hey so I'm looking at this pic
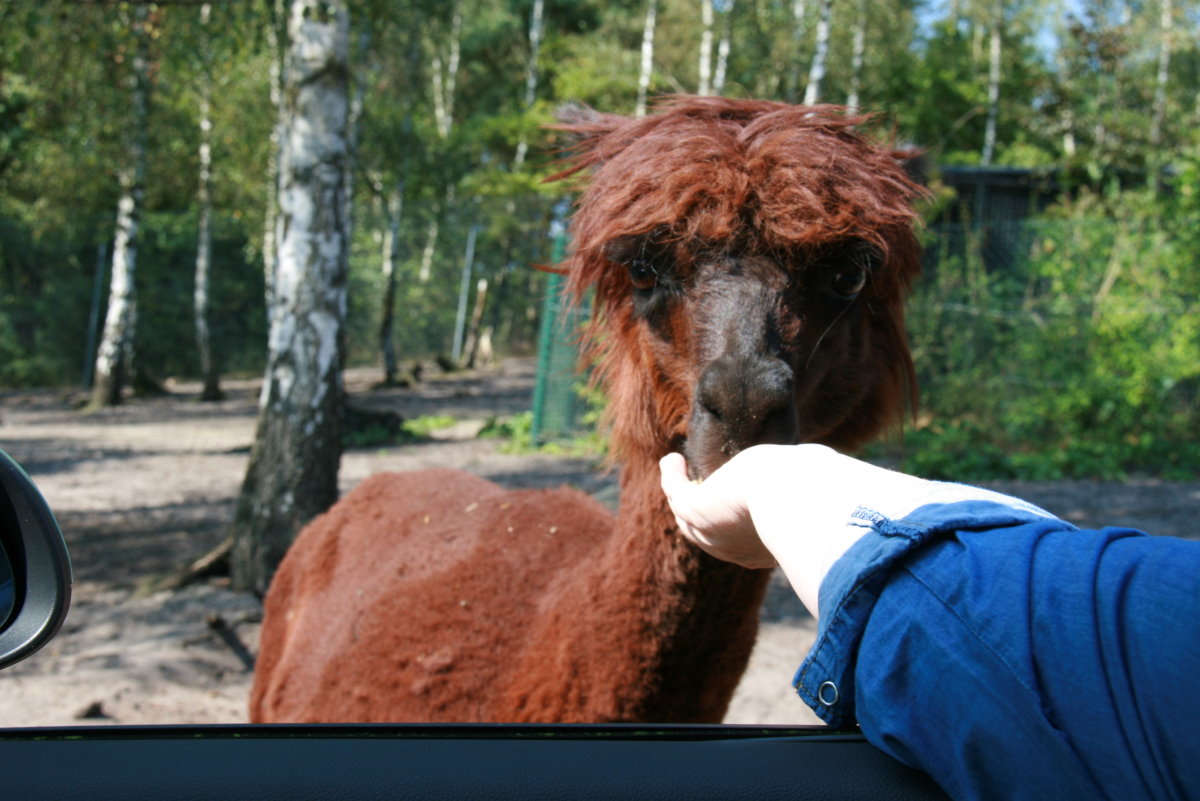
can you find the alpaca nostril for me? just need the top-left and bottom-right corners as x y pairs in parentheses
(694, 355), (796, 447)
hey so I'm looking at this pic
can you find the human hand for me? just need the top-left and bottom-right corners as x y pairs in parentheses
(658, 450), (776, 569)
(660, 444), (933, 618)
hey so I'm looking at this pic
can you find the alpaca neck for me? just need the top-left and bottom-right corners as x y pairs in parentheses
(534, 453), (770, 722)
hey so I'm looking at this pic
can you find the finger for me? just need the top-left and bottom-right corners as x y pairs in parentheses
(658, 452), (693, 503)
(659, 452), (689, 483)
(659, 453), (704, 539)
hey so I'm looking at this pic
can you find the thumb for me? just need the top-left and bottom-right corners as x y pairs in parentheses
(659, 451), (690, 489)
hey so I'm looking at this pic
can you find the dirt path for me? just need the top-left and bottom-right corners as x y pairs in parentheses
(1, 360), (1195, 728)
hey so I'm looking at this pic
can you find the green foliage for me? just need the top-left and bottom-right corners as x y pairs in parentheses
(894, 176), (1200, 480)
(478, 407), (606, 457)
(403, 414), (457, 436)
(0, 0), (1197, 490)
(478, 410), (534, 446)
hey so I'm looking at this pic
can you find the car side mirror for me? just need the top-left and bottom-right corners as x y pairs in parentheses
(0, 448), (71, 670)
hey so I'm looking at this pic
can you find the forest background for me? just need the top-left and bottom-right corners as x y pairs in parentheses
(1, 0), (1198, 492)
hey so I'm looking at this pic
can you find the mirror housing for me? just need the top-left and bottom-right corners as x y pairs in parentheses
(0, 448), (71, 670)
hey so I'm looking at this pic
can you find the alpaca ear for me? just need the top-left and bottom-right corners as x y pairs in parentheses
(554, 101), (605, 129)
(547, 103), (630, 176)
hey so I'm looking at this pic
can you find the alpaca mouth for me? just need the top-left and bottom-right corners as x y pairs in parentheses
(667, 434), (701, 481)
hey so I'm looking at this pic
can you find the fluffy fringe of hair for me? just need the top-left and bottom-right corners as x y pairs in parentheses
(548, 97), (928, 461)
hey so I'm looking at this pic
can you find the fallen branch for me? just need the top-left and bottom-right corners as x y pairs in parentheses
(152, 536), (233, 593)
(207, 614), (255, 672)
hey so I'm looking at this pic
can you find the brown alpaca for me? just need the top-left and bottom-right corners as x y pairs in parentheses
(250, 97), (925, 724)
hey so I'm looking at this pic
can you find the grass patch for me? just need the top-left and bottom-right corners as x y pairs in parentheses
(404, 414), (458, 437)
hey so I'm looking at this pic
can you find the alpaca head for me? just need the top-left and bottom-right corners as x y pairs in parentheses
(554, 97), (926, 479)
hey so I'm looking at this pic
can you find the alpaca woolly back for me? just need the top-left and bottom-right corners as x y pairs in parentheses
(551, 97), (927, 463)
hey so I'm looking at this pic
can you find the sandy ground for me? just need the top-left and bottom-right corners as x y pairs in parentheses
(1, 358), (1196, 729)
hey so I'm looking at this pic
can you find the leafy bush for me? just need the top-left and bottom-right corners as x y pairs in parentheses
(895, 177), (1200, 480)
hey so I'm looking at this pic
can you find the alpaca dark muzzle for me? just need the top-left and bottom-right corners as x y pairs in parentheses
(686, 353), (799, 478)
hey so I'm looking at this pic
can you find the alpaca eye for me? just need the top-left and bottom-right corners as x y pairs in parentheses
(829, 267), (867, 300)
(628, 259), (659, 291)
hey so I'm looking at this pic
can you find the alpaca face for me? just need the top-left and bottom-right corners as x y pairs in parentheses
(558, 97), (924, 477)
(604, 232), (897, 478)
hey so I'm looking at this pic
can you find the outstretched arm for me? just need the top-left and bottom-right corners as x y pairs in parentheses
(659, 445), (1200, 800)
(659, 444), (1023, 618)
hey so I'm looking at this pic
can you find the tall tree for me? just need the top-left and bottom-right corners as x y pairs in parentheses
(713, 0), (734, 96)
(699, 0), (715, 94)
(262, 0), (287, 312)
(846, 0), (868, 108)
(981, 0), (1003, 165)
(232, 0), (351, 595)
(636, 0), (657, 117)
(378, 175), (405, 384)
(90, 4), (152, 408)
(788, 0), (809, 101)
(513, 0), (546, 167)
(430, 3), (462, 140)
(1149, 0), (1174, 176)
(194, 2), (222, 401)
(698, 0), (734, 96)
(802, 0), (831, 105)
(419, 3), (462, 283)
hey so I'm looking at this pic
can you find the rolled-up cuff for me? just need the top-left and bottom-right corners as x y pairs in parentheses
(793, 491), (1067, 727)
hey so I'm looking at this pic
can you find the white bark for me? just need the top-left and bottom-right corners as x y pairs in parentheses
(1150, 0), (1173, 151)
(713, 0), (733, 96)
(379, 180), (403, 383)
(981, 0), (1002, 166)
(699, 0), (714, 95)
(636, 0), (657, 118)
(424, 6), (462, 285)
(344, 26), (368, 271)
(431, 4), (462, 140)
(263, 0), (287, 312)
(194, 3), (221, 401)
(514, 0), (545, 166)
(418, 216), (439, 283)
(233, 0), (351, 594)
(91, 5), (150, 407)
(846, 0), (867, 109)
(789, 0), (808, 101)
(451, 218), (480, 364)
(802, 0), (830, 105)
(463, 277), (489, 368)
(1056, 49), (1077, 158)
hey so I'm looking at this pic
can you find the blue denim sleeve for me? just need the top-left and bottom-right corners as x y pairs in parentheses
(793, 499), (1200, 801)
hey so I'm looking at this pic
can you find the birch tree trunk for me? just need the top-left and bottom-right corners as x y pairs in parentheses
(430, 5), (462, 140)
(232, 0), (351, 595)
(418, 184), (453, 283)
(514, 0), (545, 167)
(1149, 0), (1173, 188)
(713, 0), (733, 96)
(462, 277), (489, 369)
(635, 0), (657, 118)
(194, 3), (222, 401)
(980, 0), (1002, 166)
(451, 218), (480, 365)
(90, 5), (151, 408)
(699, 0), (714, 95)
(421, 6), (462, 283)
(788, 0), (808, 102)
(262, 0), (287, 312)
(1056, 49), (1077, 159)
(379, 179), (403, 384)
(802, 0), (830, 106)
(846, 0), (867, 109)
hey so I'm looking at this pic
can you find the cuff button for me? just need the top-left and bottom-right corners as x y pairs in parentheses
(817, 680), (839, 707)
